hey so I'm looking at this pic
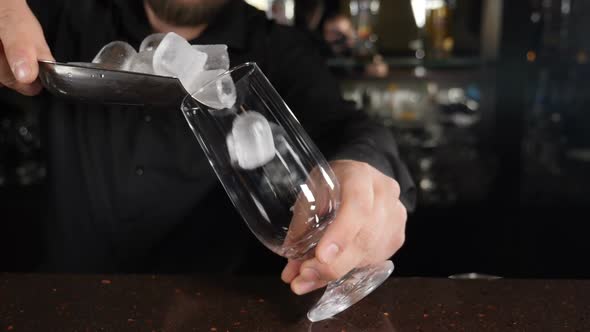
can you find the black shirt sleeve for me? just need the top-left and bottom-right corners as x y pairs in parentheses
(265, 26), (416, 211)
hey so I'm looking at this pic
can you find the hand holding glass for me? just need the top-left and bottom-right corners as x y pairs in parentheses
(181, 63), (393, 322)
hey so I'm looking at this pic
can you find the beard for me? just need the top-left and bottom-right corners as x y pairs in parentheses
(145, 0), (230, 27)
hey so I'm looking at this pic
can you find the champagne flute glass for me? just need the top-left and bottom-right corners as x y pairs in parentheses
(180, 63), (394, 322)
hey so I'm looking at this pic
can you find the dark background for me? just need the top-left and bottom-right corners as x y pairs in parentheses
(2, 0), (590, 278)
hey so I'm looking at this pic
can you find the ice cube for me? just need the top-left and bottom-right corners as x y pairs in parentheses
(266, 123), (308, 186)
(190, 71), (237, 110)
(192, 45), (230, 70)
(153, 32), (208, 85)
(184, 69), (224, 94)
(227, 112), (276, 170)
(92, 41), (137, 71)
(140, 33), (166, 52)
(129, 50), (155, 74)
(217, 77), (237, 109)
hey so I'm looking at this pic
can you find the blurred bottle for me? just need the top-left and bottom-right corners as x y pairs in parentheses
(425, 0), (455, 59)
(349, 0), (381, 56)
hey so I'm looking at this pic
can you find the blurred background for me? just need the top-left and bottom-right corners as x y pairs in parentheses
(2, 0), (590, 278)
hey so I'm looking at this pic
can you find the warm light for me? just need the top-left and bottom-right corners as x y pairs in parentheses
(285, 0), (294, 21)
(412, 0), (448, 29)
(411, 0), (426, 28)
(414, 66), (426, 78)
(443, 37), (454, 52)
(426, 0), (445, 10)
(427, 83), (438, 95)
(448, 88), (465, 104)
(350, 1), (359, 16)
(370, 0), (380, 14)
(526, 51), (536, 62)
(399, 111), (418, 121)
(245, 0), (269, 11)
(577, 51), (588, 64)
(420, 178), (434, 191)
(466, 100), (479, 111)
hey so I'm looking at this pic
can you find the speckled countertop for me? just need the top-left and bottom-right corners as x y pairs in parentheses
(0, 274), (588, 331)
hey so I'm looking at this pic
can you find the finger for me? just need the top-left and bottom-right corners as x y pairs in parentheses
(15, 79), (42, 96)
(0, 10), (36, 83)
(18, 79), (42, 96)
(0, 49), (42, 95)
(291, 207), (394, 295)
(300, 208), (386, 280)
(314, 165), (375, 266)
(290, 238), (369, 295)
(0, 2), (53, 84)
(291, 213), (393, 295)
(3, 41), (36, 84)
(290, 266), (328, 295)
(293, 176), (397, 288)
(281, 259), (302, 284)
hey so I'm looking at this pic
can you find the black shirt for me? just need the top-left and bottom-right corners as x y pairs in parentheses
(25, 0), (415, 272)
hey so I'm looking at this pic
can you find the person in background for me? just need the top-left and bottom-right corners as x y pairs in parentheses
(295, 0), (389, 77)
(295, 0), (353, 57)
(295, 0), (325, 32)
(0, 0), (413, 295)
(322, 13), (356, 56)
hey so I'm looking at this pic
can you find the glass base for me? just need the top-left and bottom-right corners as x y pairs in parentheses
(307, 260), (394, 322)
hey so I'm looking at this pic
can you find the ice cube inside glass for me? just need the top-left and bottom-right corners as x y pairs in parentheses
(182, 63), (340, 258)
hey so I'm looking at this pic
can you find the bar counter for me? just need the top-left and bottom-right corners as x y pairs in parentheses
(1, 274), (588, 331)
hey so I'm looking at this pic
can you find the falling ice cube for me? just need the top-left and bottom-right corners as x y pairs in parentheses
(92, 41), (137, 71)
(184, 69), (225, 94)
(129, 50), (155, 74)
(227, 111), (276, 170)
(192, 44), (230, 70)
(153, 32), (207, 86)
(217, 77), (237, 109)
(140, 33), (166, 52)
(190, 70), (237, 110)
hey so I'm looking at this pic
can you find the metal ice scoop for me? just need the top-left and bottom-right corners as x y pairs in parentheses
(37, 60), (188, 107)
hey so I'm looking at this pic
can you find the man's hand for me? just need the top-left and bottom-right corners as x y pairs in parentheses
(281, 160), (407, 294)
(0, 0), (53, 96)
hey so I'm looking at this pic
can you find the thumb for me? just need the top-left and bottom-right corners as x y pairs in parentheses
(0, 2), (53, 84)
(3, 40), (38, 84)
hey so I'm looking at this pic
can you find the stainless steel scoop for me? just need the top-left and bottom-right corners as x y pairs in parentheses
(37, 60), (188, 107)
